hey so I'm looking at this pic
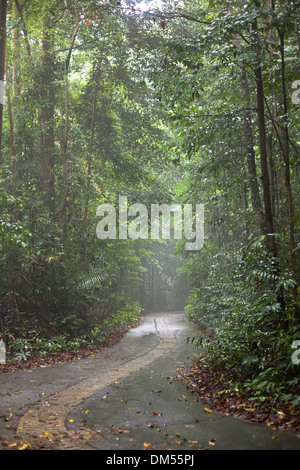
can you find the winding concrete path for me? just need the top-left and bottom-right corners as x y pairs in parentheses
(0, 311), (300, 450)
(16, 315), (178, 449)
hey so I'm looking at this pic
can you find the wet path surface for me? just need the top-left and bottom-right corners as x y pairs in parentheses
(0, 311), (300, 450)
(66, 312), (300, 450)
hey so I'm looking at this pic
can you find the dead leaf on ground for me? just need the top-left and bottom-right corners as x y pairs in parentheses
(204, 406), (213, 413)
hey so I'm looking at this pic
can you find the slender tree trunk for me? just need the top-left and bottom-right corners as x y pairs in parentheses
(83, 55), (104, 239)
(294, 1), (300, 59)
(252, 18), (278, 257)
(267, 133), (277, 212)
(3, 5), (19, 202)
(252, 13), (286, 313)
(11, 11), (21, 98)
(278, 28), (298, 289)
(9, 6), (21, 214)
(58, 17), (80, 236)
(264, 0), (285, 210)
(11, 4), (21, 138)
(232, 21), (264, 234)
(5, 45), (18, 209)
(267, 84), (286, 205)
(5, 15), (23, 298)
(5, 43), (25, 296)
(83, 84), (97, 235)
(0, 0), (7, 158)
(14, 0), (33, 67)
(243, 167), (250, 240)
(240, 73), (265, 234)
(58, 74), (69, 236)
(39, 17), (55, 215)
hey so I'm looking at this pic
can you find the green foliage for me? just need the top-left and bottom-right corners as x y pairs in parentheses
(143, 0), (300, 411)
(185, 242), (300, 409)
(0, 0), (299, 413)
(101, 301), (143, 339)
(0, 0), (182, 363)
(5, 300), (143, 363)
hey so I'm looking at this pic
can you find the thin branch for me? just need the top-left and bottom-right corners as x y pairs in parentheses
(121, 6), (212, 25)
(170, 107), (258, 119)
(264, 98), (300, 158)
(14, 0), (33, 67)
(55, 38), (98, 53)
(65, 23), (80, 75)
(144, 11), (211, 25)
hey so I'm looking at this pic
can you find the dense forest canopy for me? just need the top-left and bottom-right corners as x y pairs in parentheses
(0, 0), (299, 410)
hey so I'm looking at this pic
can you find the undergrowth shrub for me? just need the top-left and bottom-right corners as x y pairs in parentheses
(185, 243), (300, 410)
(4, 301), (143, 363)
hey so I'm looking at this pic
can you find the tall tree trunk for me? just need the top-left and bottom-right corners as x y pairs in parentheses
(278, 28), (298, 289)
(231, 16), (264, 234)
(0, 0), (7, 158)
(264, 0), (285, 211)
(11, 4), (21, 141)
(240, 72), (265, 234)
(252, 12), (286, 313)
(83, 53), (104, 240)
(58, 74), (69, 237)
(5, 44), (18, 210)
(252, 18), (278, 257)
(14, 0), (33, 67)
(39, 17), (55, 215)
(267, 133), (277, 213)
(294, 1), (300, 58)
(58, 12), (80, 237)
(83, 83), (98, 236)
(11, 8), (21, 98)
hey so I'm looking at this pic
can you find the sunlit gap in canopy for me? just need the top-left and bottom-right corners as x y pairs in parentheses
(135, 0), (164, 11)
(124, 0), (184, 15)
(121, 0), (164, 14)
